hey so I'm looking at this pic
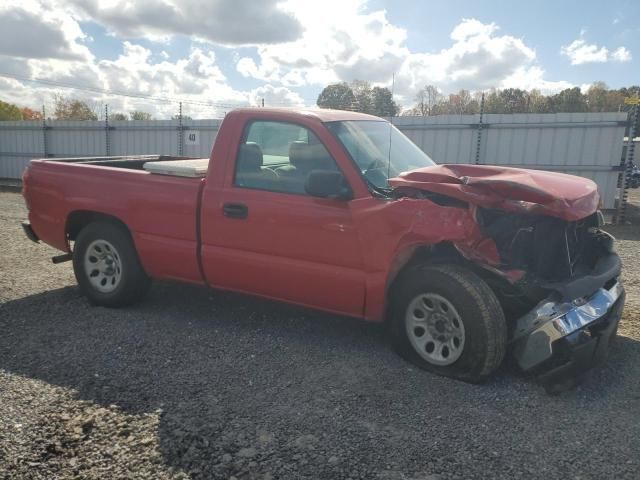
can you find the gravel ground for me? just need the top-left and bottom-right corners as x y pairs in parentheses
(1, 189), (639, 480)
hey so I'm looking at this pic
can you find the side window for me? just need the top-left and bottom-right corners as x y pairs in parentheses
(234, 121), (340, 195)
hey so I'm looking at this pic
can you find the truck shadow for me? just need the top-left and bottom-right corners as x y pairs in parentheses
(1, 282), (639, 478)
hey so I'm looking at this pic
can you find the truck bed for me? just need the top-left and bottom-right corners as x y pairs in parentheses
(44, 155), (209, 177)
(24, 155), (208, 284)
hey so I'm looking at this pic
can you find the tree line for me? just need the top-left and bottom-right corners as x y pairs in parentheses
(0, 95), (155, 121)
(2, 82), (638, 121)
(318, 81), (639, 116)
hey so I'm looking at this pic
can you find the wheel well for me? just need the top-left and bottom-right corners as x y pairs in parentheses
(385, 242), (537, 331)
(66, 211), (131, 242)
(384, 243), (461, 318)
(387, 242), (464, 295)
(385, 242), (514, 321)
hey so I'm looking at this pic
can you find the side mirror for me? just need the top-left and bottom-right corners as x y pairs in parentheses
(305, 170), (352, 200)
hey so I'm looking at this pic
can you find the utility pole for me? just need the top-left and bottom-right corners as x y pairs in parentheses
(261, 98), (265, 108)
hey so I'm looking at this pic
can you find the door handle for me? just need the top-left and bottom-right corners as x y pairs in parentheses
(222, 202), (248, 219)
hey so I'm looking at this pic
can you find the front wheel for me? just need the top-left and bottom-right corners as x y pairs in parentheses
(389, 263), (507, 383)
(72, 222), (151, 307)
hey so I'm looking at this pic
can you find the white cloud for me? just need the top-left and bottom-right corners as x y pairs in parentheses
(396, 18), (538, 101)
(561, 39), (608, 64)
(250, 84), (304, 107)
(0, 1), (253, 118)
(0, 39), (249, 118)
(611, 46), (632, 63)
(0, 0), (585, 114)
(0, 2), (91, 60)
(97, 43), (228, 98)
(500, 66), (573, 94)
(235, 8), (567, 106)
(561, 36), (632, 65)
(93, 44), (246, 116)
(236, 0), (408, 87)
(450, 18), (498, 41)
(67, 0), (303, 45)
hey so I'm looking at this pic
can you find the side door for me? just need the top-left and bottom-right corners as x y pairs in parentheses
(199, 119), (366, 317)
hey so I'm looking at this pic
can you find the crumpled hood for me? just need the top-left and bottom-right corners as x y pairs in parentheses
(388, 164), (599, 221)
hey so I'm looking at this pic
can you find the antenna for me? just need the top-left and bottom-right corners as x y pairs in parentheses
(387, 72), (395, 184)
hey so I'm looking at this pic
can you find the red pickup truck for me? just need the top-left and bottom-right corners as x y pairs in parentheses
(22, 108), (624, 388)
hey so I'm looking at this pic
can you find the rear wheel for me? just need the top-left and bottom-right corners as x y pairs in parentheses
(72, 222), (151, 307)
(390, 263), (507, 383)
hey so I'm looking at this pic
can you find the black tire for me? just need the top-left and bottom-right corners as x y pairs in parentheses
(389, 263), (507, 383)
(72, 221), (151, 307)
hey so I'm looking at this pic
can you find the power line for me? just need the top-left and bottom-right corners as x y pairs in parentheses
(0, 71), (250, 109)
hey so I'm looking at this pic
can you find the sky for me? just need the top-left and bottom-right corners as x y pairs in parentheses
(0, 0), (637, 118)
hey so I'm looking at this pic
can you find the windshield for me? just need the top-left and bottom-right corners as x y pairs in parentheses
(326, 120), (436, 189)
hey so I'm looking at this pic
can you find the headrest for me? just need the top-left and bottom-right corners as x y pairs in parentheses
(237, 142), (263, 171)
(289, 141), (333, 170)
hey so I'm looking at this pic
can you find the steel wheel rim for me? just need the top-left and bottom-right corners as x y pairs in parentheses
(405, 293), (466, 366)
(83, 239), (122, 293)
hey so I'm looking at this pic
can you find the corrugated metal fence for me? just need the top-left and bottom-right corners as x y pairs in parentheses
(0, 112), (628, 209)
(393, 112), (628, 210)
(0, 119), (221, 179)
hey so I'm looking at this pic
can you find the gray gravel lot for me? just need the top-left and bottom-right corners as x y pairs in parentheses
(1, 190), (639, 480)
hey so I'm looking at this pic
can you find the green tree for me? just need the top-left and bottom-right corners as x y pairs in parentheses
(316, 83), (357, 110)
(499, 89), (528, 113)
(110, 112), (128, 121)
(351, 80), (374, 114)
(527, 89), (553, 113)
(407, 84), (640, 116)
(53, 95), (98, 120)
(585, 82), (609, 112)
(483, 90), (502, 113)
(130, 110), (154, 120)
(438, 89), (479, 114)
(549, 87), (587, 113)
(482, 88), (528, 114)
(371, 86), (399, 117)
(0, 100), (23, 120)
(483, 88), (537, 113)
(605, 89), (625, 112)
(617, 86), (640, 99)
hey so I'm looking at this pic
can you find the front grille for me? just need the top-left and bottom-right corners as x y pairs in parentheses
(477, 209), (603, 282)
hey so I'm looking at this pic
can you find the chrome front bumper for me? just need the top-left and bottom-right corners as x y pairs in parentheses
(512, 281), (624, 372)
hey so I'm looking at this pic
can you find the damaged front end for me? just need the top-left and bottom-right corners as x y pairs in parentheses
(474, 208), (625, 391)
(389, 164), (625, 390)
